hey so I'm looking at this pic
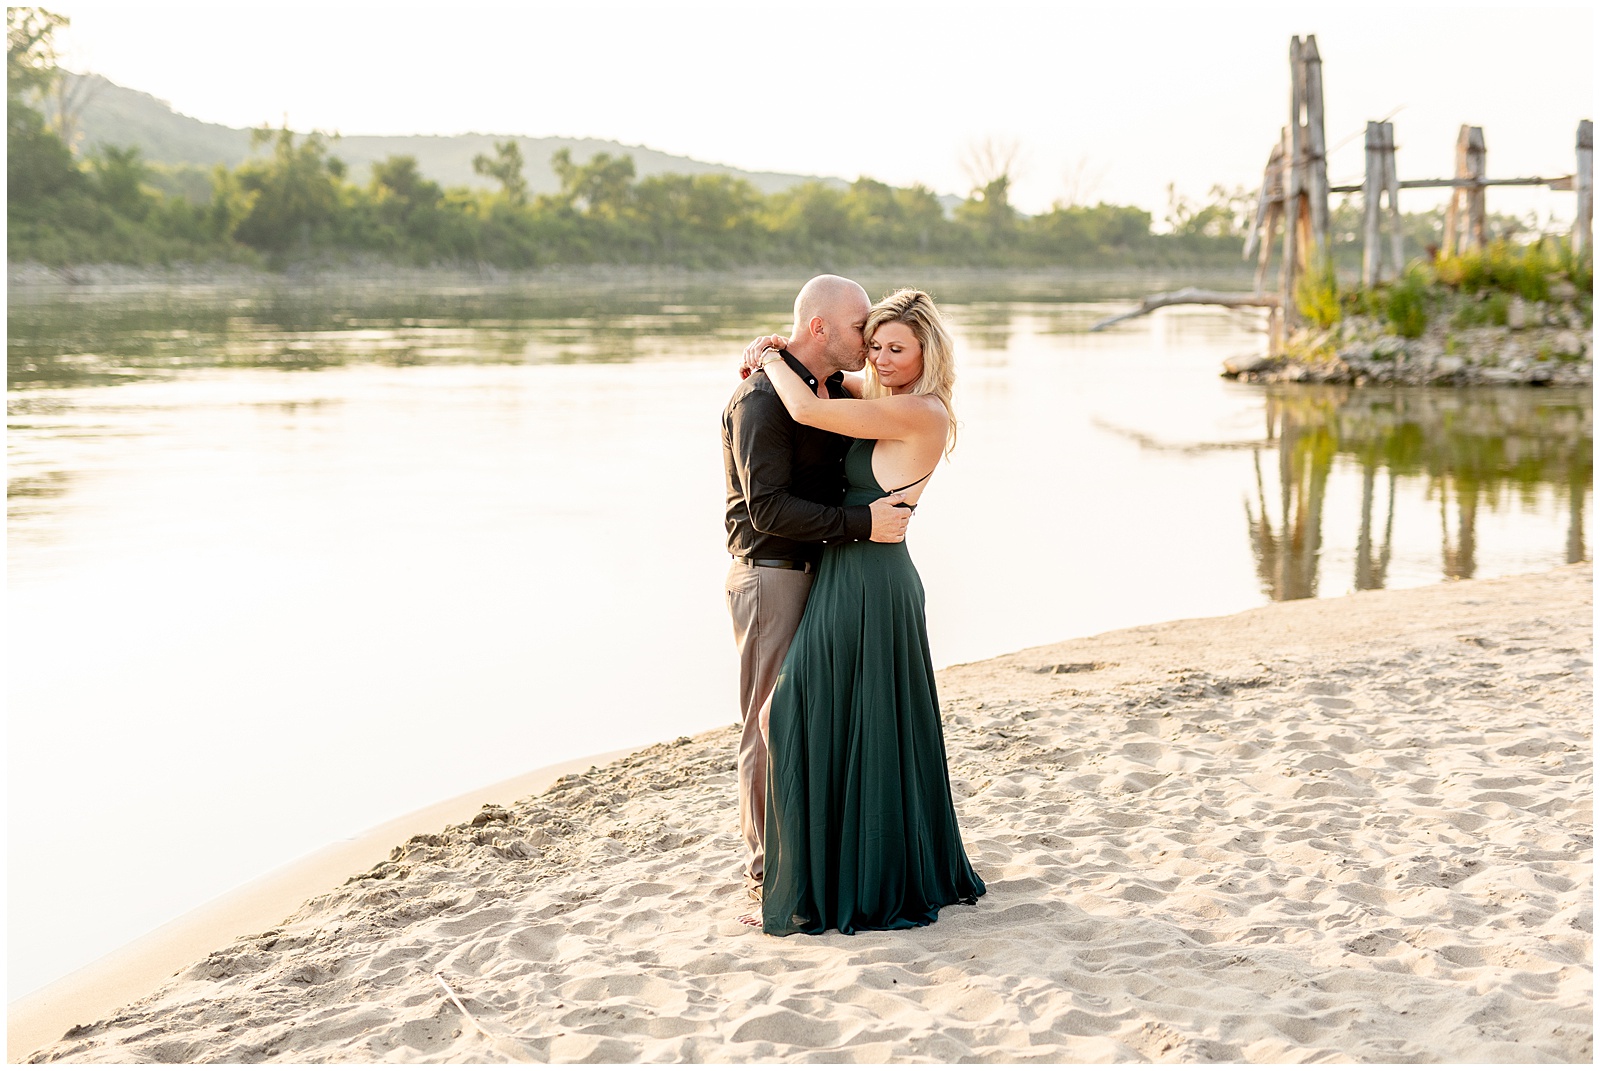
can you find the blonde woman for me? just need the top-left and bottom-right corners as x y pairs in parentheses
(739, 289), (985, 936)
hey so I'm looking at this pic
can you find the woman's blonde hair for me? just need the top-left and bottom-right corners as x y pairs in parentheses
(862, 288), (958, 454)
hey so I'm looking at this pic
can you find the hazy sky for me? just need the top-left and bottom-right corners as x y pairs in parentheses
(47, 1), (1595, 219)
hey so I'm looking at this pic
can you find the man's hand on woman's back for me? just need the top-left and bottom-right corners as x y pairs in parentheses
(867, 493), (910, 543)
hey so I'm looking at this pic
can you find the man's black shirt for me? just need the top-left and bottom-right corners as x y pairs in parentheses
(723, 351), (872, 561)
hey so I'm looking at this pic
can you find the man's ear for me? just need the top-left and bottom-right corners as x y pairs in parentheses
(807, 315), (827, 340)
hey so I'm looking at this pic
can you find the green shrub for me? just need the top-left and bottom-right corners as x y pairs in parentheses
(1386, 268), (1431, 338)
(1345, 284), (1388, 320)
(1434, 246), (1486, 291)
(1295, 256), (1342, 327)
(1552, 236), (1594, 296)
(1436, 238), (1566, 301)
(1511, 240), (1552, 302)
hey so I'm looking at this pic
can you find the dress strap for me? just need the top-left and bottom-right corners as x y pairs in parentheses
(884, 467), (937, 496)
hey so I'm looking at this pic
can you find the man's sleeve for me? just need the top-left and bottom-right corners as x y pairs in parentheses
(731, 392), (872, 543)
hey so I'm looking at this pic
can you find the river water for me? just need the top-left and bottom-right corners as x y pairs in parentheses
(7, 273), (1590, 995)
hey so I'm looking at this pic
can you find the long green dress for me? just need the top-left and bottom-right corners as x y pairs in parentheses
(762, 438), (986, 936)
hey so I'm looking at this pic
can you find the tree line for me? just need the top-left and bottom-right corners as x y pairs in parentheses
(3, 9), (1544, 274)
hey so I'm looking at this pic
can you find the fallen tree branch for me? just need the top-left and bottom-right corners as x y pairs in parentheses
(434, 972), (493, 1039)
(1090, 288), (1281, 332)
(433, 971), (542, 1060)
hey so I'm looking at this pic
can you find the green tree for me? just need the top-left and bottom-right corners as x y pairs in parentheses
(360, 153), (446, 256)
(954, 176), (1017, 245)
(891, 184), (948, 255)
(232, 125), (345, 252)
(631, 172), (760, 261)
(472, 139), (527, 204)
(767, 181), (851, 252)
(1030, 202), (1153, 255)
(549, 148), (635, 218)
(1166, 184), (1252, 241)
(7, 7), (78, 208)
(7, 7), (65, 104)
(955, 137), (1021, 247)
(204, 163), (257, 242)
(89, 144), (152, 221)
(371, 154), (442, 215)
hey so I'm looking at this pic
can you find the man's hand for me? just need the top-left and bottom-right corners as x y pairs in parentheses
(739, 334), (791, 378)
(867, 493), (911, 543)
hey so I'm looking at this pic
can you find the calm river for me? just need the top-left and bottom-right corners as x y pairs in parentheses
(7, 273), (1591, 995)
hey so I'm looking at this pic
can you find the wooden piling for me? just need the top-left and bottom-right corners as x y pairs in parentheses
(1280, 39), (1305, 336)
(1443, 127), (1461, 254)
(1576, 119), (1593, 256)
(1362, 122), (1383, 286)
(1465, 126), (1487, 250)
(1442, 125), (1487, 256)
(1246, 140), (1285, 295)
(1302, 35), (1330, 254)
(1362, 121), (1404, 285)
(1382, 122), (1403, 274)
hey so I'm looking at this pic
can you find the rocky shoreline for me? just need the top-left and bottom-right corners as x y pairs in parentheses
(1225, 291), (1593, 388)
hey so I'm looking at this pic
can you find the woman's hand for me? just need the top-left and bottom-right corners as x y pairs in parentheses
(739, 334), (791, 378)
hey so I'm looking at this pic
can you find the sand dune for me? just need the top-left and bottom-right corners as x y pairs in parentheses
(18, 565), (1591, 1063)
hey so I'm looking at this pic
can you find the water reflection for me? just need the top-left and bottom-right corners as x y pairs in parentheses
(7, 270), (1252, 390)
(954, 302), (1016, 351)
(1248, 386), (1591, 600)
(6, 283), (783, 388)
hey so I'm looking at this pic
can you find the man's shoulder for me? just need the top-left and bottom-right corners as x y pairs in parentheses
(725, 374), (785, 420)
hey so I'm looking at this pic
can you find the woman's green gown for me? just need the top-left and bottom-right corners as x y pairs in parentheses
(762, 438), (986, 936)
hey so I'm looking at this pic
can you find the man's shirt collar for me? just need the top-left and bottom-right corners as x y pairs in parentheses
(778, 349), (843, 393)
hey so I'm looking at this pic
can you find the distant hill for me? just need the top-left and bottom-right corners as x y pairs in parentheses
(58, 72), (871, 200)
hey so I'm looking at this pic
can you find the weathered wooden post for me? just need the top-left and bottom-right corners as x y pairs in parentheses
(1443, 130), (1462, 255)
(1362, 121), (1405, 285)
(1274, 34), (1331, 345)
(1465, 126), (1487, 250)
(1279, 39), (1306, 339)
(1302, 35), (1330, 255)
(1576, 119), (1593, 256)
(1382, 122), (1403, 273)
(1245, 140), (1285, 294)
(1268, 140), (1285, 353)
(1442, 125), (1487, 255)
(1362, 122), (1384, 285)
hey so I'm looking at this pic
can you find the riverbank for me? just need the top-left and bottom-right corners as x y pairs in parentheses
(1225, 313), (1593, 387)
(14, 564), (1591, 1063)
(1224, 266), (1594, 387)
(5, 258), (1257, 299)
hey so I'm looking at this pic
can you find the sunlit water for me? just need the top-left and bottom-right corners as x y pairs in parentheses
(7, 276), (1590, 996)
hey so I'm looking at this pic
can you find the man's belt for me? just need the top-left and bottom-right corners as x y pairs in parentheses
(734, 556), (816, 573)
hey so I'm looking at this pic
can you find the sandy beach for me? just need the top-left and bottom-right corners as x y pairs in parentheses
(12, 564), (1591, 1063)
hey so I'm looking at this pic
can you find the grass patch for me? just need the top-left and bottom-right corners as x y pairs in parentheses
(1452, 291), (1511, 328)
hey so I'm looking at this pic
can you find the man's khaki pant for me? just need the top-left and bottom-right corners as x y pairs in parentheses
(725, 559), (814, 895)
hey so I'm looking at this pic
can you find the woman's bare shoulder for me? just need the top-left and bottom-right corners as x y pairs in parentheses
(899, 393), (950, 423)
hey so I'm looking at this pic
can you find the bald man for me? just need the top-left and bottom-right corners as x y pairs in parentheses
(721, 274), (911, 900)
